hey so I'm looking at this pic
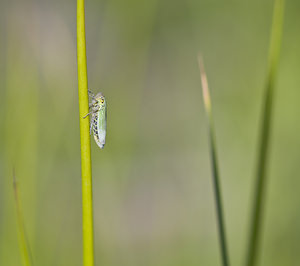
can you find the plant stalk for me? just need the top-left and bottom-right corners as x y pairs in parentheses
(13, 171), (33, 266)
(246, 1), (285, 266)
(198, 55), (230, 266)
(77, 0), (95, 265)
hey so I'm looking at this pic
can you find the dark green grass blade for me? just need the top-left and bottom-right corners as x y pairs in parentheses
(13, 170), (33, 266)
(246, 1), (285, 266)
(198, 55), (230, 266)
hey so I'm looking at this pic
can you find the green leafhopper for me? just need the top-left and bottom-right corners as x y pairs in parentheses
(83, 90), (107, 149)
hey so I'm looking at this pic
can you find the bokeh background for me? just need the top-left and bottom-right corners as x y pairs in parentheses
(0, 0), (299, 265)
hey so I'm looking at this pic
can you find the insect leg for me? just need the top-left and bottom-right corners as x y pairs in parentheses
(83, 111), (92, 119)
(88, 90), (95, 98)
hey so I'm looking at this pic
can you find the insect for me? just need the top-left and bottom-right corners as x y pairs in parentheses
(83, 90), (107, 149)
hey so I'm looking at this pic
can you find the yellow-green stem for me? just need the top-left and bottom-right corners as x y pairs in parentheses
(246, 1), (285, 266)
(77, 0), (94, 265)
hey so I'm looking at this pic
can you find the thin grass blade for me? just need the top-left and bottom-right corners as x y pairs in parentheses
(246, 1), (285, 266)
(13, 170), (33, 266)
(198, 55), (230, 266)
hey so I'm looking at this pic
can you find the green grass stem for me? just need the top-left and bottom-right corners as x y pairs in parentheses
(246, 1), (285, 266)
(13, 170), (33, 266)
(198, 55), (230, 266)
(77, 0), (95, 265)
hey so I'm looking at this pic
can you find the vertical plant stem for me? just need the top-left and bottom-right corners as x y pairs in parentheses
(77, 0), (94, 265)
(13, 170), (33, 266)
(198, 55), (230, 266)
(246, 1), (285, 266)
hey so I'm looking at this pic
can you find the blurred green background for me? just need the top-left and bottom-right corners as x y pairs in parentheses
(0, 0), (299, 265)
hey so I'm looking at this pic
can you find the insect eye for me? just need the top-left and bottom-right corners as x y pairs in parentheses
(100, 98), (104, 104)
